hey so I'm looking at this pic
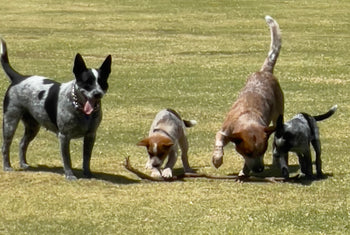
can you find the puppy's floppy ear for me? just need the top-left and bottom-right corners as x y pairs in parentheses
(137, 138), (150, 147)
(162, 138), (174, 148)
(99, 55), (112, 79)
(73, 53), (87, 76)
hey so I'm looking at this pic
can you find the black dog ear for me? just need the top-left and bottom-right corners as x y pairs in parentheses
(73, 53), (87, 76)
(275, 115), (284, 137)
(276, 114), (284, 128)
(99, 55), (112, 79)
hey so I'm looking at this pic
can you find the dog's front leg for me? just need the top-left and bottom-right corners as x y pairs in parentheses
(212, 131), (230, 168)
(82, 134), (96, 178)
(237, 164), (250, 182)
(162, 148), (178, 178)
(298, 151), (313, 179)
(58, 133), (76, 180)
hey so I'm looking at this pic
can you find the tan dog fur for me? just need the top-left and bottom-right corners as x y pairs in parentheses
(137, 109), (196, 179)
(212, 16), (284, 177)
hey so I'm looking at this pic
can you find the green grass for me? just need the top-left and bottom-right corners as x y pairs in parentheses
(0, 0), (349, 234)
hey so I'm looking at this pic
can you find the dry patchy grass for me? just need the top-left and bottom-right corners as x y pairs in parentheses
(0, 0), (349, 234)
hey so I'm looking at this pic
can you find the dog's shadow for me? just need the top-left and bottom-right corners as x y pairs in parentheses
(248, 164), (333, 185)
(25, 165), (139, 185)
(23, 164), (333, 186)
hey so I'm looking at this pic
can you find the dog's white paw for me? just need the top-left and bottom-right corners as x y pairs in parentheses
(150, 169), (162, 178)
(212, 146), (224, 168)
(145, 160), (153, 170)
(161, 168), (173, 178)
(65, 174), (78, 181)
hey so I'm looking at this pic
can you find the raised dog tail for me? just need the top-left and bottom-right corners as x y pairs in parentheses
(1, 38), (25, 84)
(166, 108), (197, 128)
(183, 119), (197, 128)
(260, 16), (281, 73)
(313, 105), (338, 121)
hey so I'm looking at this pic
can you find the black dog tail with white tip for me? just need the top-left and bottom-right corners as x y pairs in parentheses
(261, 16), (281, 73)
(313, 105), (338, 121)
(183, 119), (197, 128)
(0, 38), (27, 84)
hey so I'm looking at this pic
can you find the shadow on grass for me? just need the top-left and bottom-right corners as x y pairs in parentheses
(25, 165), (140, 185)
(247, 164), (333, 186)
(23, 164), (333, 186)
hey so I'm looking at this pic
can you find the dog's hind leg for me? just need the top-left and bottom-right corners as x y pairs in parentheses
(298, 151), (313, 178)
(179, 136), (193, 173)
(19, 112), (40, 169)
(312, 138), (323, 178)
(2, 109), (22, 171)
(82, 134), (96, 178)
(58, 133), (76, 180)
(212, 131), (230, 168)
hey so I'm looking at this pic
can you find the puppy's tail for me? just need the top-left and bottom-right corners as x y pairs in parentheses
(260, 16), (281, 73)
(1, 38), (25, 84)
(313, 105), (338, 121)
(183, 119), (197, 128)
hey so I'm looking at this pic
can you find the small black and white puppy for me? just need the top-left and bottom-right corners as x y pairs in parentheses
(273, 105), (337, 179)
(1, 38), (111, 180)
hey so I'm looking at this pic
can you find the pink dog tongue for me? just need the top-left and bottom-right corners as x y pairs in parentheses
(83, 100), (94, 115)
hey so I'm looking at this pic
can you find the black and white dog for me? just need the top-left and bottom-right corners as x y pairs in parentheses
(1, 39), (111, 180)
(273, 105), (337, 179)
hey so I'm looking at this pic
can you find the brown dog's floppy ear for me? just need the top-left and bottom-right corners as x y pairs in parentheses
(230, 132), (243, 145)
(137, 138), (150, 147)
(264, 126), (276, 137)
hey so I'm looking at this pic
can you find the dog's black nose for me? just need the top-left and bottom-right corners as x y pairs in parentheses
(93, 92), (103, 99)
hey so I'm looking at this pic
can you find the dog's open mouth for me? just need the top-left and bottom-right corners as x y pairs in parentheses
(83, 99), (95, 115)
(71, 85), (100, 115)
(82, 97), (101, 115)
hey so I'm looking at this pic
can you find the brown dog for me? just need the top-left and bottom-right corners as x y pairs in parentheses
(212, 16), (284, 178)
(137, 109), (196, 179)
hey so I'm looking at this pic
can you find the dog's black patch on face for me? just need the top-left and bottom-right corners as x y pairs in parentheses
(38, 90), (45, 100)
(76, 71), (96, 92)
(44, 82), (60, 128)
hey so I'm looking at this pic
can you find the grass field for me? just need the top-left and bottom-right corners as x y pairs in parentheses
(0, 0), (349, 234)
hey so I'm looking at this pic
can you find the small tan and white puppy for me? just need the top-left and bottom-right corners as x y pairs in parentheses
(137, 109), (196, 178)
